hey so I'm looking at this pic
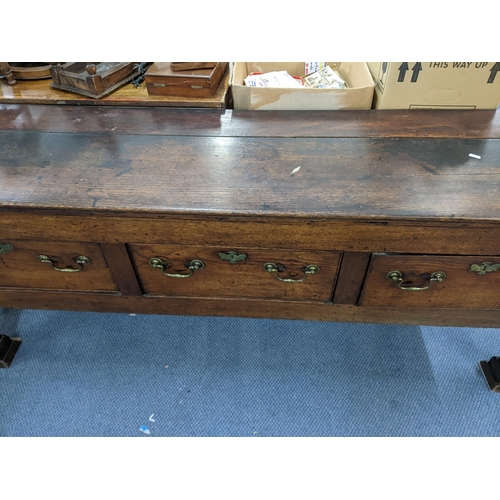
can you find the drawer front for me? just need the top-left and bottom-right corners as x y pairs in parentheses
(129, 244), (342, 302)
(359, 254), (500, 309)
(0, 240), (118, 292)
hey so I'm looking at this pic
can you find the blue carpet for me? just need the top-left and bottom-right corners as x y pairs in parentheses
(1, 308), (500, 436)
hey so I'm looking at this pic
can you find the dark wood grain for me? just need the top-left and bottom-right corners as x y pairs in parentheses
(0, 131), (499, 221)
(333, 252), (371, 304)
(0, 105), (499, 138)
(100, 243), (142, 296)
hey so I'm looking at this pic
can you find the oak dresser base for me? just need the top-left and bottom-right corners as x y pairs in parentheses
(1, 105), (500, 371)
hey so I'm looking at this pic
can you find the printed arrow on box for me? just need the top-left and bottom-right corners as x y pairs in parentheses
(397, 62), (409, 82)
(411, 62), (422, 82)
(487, 62), (500, 84)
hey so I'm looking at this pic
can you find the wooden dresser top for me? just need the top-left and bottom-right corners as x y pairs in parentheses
(0, 105), (499, 222)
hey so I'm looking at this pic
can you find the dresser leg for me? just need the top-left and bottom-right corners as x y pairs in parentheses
(479, 357), (500, 392)
(0, 335), (22, 368)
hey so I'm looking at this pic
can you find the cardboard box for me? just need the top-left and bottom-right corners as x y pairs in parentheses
(231, 62), (375, 110)
(367, 62), (500, 109)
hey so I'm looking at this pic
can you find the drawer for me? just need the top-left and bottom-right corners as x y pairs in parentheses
(359, 254), (500, 309)
(0, 240), (118, 292)
(128, 244), (342, 302)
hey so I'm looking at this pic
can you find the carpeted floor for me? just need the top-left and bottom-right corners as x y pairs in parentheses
(1, 308), (499, 436)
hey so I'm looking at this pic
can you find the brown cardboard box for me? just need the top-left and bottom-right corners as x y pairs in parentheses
(231, 62), (374, 110)
(367, 62), (500, 109)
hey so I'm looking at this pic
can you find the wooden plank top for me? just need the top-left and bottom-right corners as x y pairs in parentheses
(0, 125), (499, 222)
(0, 104), (499, 139)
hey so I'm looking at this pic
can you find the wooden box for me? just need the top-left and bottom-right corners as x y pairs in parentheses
(50, 62), (141, 98)
(145, 62), (229, 98)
